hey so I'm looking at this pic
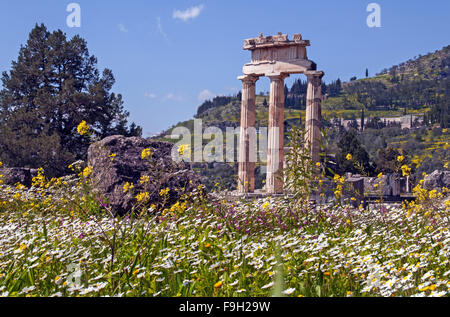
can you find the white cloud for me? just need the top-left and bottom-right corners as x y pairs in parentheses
(165, 93), (184, 102)
(118, 23), (128, 33)
(198, 89), (215, 102)
(156, 17), (169, 42)
(173, 4), (204, 22)
(145, 93), (157, 99)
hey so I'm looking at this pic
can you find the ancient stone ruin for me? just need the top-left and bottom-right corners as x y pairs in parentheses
(238, 32), (324, 194)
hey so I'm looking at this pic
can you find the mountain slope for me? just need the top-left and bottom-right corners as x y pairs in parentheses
(156, 45), (449, 140)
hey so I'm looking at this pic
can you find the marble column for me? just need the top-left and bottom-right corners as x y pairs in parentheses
(238, 75), (258, 193)
(266, 74), (288, 194)
(305, 71), (324, 163)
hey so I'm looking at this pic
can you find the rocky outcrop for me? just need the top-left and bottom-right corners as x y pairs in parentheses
(423, 170), (450, 191)
(363, 174), (402, 196)
(87, 135), (201, 215)
(0, 168), (38, 187)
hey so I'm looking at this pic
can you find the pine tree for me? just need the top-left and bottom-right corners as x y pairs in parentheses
(0, 24), (141, 176)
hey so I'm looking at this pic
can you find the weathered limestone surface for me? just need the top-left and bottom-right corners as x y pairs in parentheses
(345, 177), (365, 207)
(266, 74), (288, 194)
(238, 75), (258, 193)
(87, 135), (201, 215)
(238, 33), (324, 194)
(423, 170), (450, 191)
(242, 32), (315, 77)
(305, 71), (324, 163)
(0, 168), (38, 188)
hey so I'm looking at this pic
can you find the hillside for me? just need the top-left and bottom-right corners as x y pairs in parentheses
(157, 45), (449, 140)
(324, 46), (449, 127)
(151, 46), (449, 191)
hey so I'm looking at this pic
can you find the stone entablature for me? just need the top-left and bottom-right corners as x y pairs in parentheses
(244, 33), (310, 65)
(242, 33), (316, 78)
(244, 32), (310, 50)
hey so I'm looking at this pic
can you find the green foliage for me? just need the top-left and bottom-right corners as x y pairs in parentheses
(0, 24), (141, 177)
(195, 163), (237, 192)
(284, 126), (315, 202)
(196, 95), (240, 117)
(375, 147), (402, 174)
(335, 130), (372, 175)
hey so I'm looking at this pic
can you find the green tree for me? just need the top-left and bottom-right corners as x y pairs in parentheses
(375, 147), (402, 174)
(0, 24), (141, 176)
(336, 130), (372, 175)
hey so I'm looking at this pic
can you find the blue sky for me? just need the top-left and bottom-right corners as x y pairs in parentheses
(0, 1), (449, 136)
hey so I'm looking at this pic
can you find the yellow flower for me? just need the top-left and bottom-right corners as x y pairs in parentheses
(140, 175), (150, 184)
(214, 281), (223, 288)
(169, 201), (187, 214)
(419, 284), (437, 292)
(315, 162), (321, 167)
(428, 190), (438, 199)
(77, 121), (90, 136)
(401, 165), (411, 176)
(262, 201), (270, 210)
(397, 155), (404, 163)
(204, 243), (211, 248)
(377, 172), (383, 179)
(160, 188), (170, 197)
(136, 192), (150, 203)
(177, 144), (190, 156)
(82, 166), (93, 178)
(17, 243), (27, 253)
(346, 153), (353, 161)
(123, 182), (134, 193)
(0, 161), (2, 168)
(141, 148), (152, 160)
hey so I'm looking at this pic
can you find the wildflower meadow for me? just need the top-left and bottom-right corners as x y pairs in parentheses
(0, 153), (449, 297)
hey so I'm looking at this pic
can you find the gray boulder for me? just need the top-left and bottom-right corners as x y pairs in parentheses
(0, 168), (38, 187)
(87, 135), (201, 215)
(423, 170), (450, 191)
